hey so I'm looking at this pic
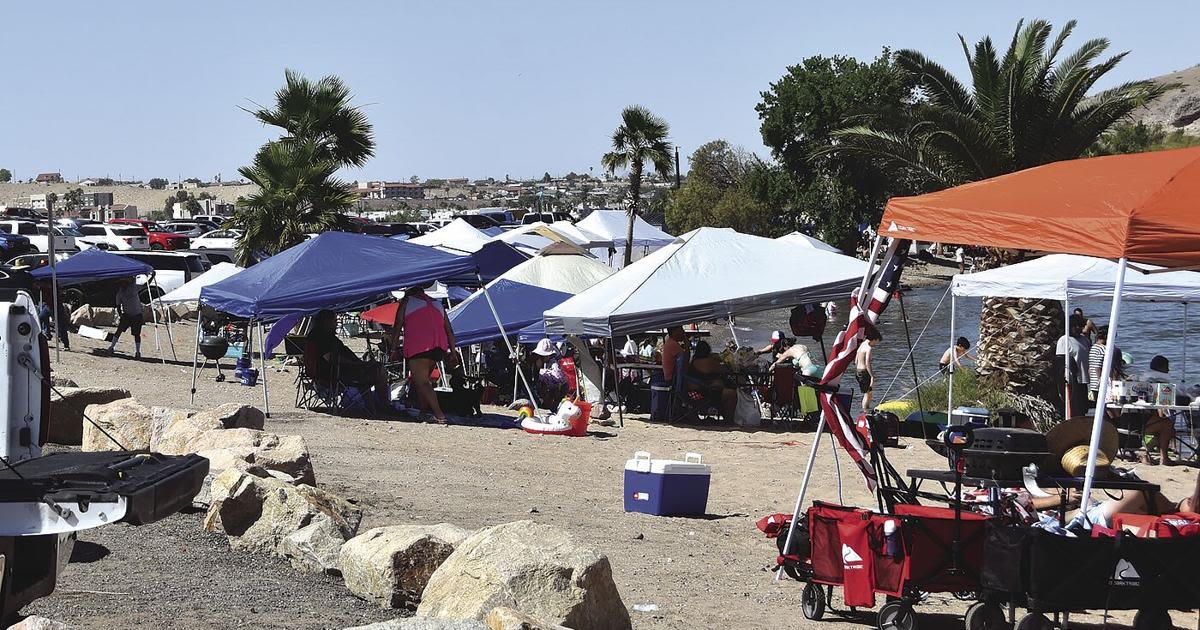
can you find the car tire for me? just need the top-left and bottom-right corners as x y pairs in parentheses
(150, 244), (164, 250)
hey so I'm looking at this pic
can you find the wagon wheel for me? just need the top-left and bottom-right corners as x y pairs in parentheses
(1132, 609), (1172, 630)
(801, 581), (825, 620)
(964, 602), (1009, 630)
(1014, 613), (1052, 630)
(878, 601), (917, 630)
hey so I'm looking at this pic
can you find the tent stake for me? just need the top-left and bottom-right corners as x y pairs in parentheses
(1080, 258), (1128, 518)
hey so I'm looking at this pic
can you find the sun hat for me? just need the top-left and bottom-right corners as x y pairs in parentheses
(532, 339), (556, 357)
(1045, 416), (1118, 477)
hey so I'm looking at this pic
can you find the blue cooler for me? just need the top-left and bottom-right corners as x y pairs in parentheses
(623, 451), (711, 517)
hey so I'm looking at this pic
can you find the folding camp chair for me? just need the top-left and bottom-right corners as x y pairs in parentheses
(668, 353), (720, 424)
(295, 339), (346, 412)
(768, 366), (799, 423)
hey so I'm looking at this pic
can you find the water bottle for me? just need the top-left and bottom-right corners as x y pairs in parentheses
(883, 519), (900, 557)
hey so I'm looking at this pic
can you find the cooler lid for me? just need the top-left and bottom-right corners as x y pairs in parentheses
(624, 451), (711, 475)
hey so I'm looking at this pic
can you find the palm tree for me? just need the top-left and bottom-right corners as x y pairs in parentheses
(602, 106), (674, 266)
(228, 142), (355, 266)
(828, 19), (1174, 404)
(249, 69), (375, 168)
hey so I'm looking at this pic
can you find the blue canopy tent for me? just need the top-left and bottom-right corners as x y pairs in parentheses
(448, 280), (572, 346)
(32, 249), (174, 362)
(444, 241), (528, 285)
(194, 232), (535, 414)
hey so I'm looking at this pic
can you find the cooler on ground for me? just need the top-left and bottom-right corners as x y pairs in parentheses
(623, 451), (711, 516)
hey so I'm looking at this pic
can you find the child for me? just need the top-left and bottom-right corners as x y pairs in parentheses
(939, 337), (975, 372)
(856, 327), (882, 412)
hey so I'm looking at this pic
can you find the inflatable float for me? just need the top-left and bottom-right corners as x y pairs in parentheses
(521, 399), (591, 437)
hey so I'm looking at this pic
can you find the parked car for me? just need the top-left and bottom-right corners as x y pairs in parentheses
(478, 209), (517, 226)
(0, 231), (34, 257)
(454, 214), (502, 230)
(113, 251), (207, 297)
(192, 214), (233, 227)
(107, 218), (190, 250)
(192, 249), (236, 267)
(76, 224), (150, 250)
(520, 211), (573, 225)
(190, 229), (242, 249)
(159, 221), (208, 238)
(56, 218), (100, 230)
(5, 253), (49, 271)
(360, 223), (423, 238)
(0, 220), (76, 253)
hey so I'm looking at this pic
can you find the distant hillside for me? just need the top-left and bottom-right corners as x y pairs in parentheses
(1134, 63), (1200, 135)
(0, 182), (256, 213)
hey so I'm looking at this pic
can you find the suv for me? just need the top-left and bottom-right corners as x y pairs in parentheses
(114, 251), (207, 296)
(0, 221), (75, 253)
(192, 214), (232, 227)
(521, 211), (573, 225)
(76, 224), (150, 250)
(454, 214), (502, 230)
(360, 223), (423, 238)
(108, 218), (191, 250)
(159, 221), (208, 238)
(477, 209), (516, 226)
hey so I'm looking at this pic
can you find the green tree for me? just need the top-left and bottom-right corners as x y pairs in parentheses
(0, 168), (11, 182)
(45, 192), (57, 209)
(249, 69), (376, 168)
(228, 142), (355, 265)
(62, 188), (85, 214)
(829, 19), (1174, 404)
(666, 140), (784, 236)
(602, 105), (675, 265)
(756, 51), (918, 249)
(1091, 121), (1200, 155)
(148, 177), (168, 189)
(96, 177), (114, 186)
(541, 172), (552, 183)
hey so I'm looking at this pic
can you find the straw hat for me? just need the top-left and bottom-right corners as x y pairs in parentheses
(1045, 416), (1118, 477)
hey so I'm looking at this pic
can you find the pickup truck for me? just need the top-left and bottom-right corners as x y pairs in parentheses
(0, 221), (75, 253)
(107, 218), (190, 250)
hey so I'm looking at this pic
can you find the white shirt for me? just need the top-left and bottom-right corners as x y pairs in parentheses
(1056, 335), (1089, 385)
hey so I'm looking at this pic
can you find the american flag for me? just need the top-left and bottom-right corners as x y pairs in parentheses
(817, 239), (909, 490)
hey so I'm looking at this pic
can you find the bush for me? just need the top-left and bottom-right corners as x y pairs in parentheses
(890, 369), (1059, 430)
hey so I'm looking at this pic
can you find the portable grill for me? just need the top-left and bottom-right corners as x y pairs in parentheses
(962, 427), (1049, 480)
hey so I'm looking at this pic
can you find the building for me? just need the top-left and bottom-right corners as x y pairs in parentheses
(90, 203), (136, 222)
(173, 198), (235, 220)
(35, 172), (63, 184)
(356, 181), (425, 200)
(29, 194), (52, 211)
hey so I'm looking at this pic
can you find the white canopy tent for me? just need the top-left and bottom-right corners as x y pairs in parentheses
(489, 222), (581, 255)
(549, 221), (614, 249)
(409, 218), (492, 253)
(575, 209), (674, 248)
(158, 262), (244, 304)
(949, 254), (1200, 410)
(544, 227), (870, 337)
(776, 231), (842, 253)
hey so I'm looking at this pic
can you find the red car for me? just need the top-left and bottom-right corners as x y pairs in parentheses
(107, 218), (191, 250)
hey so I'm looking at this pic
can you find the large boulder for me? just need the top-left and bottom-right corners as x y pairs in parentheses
(484, 608), (569, 630)
(82, 398), (153, 452)
(345, 620), (486, 630)
(279, 513), (349, 575)
(417, 521), (630, 630)
(7, 617), (74, 630)
(203, 469), (361, 556)
(340, 524), (470, 609)
(47, 387), (131, 445)
(187, 428), (314, 485)
(70, 305), (118, 328)
(151, 403), (265, 455)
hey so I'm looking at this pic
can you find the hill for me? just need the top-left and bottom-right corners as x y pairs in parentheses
(0, 182), (256, 216)
(1134, 63), (1200, 135)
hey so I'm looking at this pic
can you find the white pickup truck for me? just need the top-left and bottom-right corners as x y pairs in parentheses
(0, 220), (75, 253)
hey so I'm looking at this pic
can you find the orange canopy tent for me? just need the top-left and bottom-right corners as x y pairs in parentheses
(879, 146), (1200, 269)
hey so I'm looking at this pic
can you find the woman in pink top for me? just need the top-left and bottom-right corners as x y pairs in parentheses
(389, 284), (457, 423)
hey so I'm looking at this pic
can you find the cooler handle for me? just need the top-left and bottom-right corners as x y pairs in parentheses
(632, 451), (652, 472)
(684, 452), (703, 464)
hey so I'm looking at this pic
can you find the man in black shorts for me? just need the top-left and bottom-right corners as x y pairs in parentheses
(855, 327), (882, 412)
(106, 277), (144, 358)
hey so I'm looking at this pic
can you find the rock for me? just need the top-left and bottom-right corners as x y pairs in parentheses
(280, 513), (350, 575)
(170, 303), (198, 321)
(7, 616), (73, 630)
(151, 403), (265, 455)
(70, 305), (118, 328)
(187, 428), (314, 485)
(204, 470), (361, 556)
(417, 521), (631, 630)
(340, 524), (470, 609)
(344, 620), (486, 630)
(49, 376), (77, 388)
(485, 607), (569, 630)
(47, 387), (132, 445)
(82, 398), (153, 452)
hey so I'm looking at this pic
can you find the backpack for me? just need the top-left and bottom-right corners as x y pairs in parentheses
(789, 303), (828, 341)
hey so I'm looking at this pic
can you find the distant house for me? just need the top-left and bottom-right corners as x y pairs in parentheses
(356, 181), (424, 200)
(35, 172), (63, 184)
(106, 204), (138, 220)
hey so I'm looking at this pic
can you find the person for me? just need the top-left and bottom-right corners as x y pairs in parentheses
(1086, 326), (1121, 400)
(307, 309), (391, 409)
(1138, 355), (1177, 465)
(661, 326), (690, 383)
(620, 336), (639, 359)
(770, 337), (815, 373)
(856, 327), (881, 412)
(955, 246), (966, 273)
(687, 341), (737, 421)
(390, 284), (457, 423)
(1073, 308), (1097, 342)
(939, 337), (974, 372)
(756, 330), (786, 358)
(1055, 315), (1090, 417)
(106, 277), (144, 358)
(35, 280), (70, 351)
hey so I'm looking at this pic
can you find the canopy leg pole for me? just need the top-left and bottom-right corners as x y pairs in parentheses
(149, 276), (166, 365)
(1064, 297), (1072, 418)
(1184, 303), (1189, 383)
(47, 207), (60, 362)
(775, 414), (826, 582)
(190, 312), (203, 405)
(258, 322), (270, 418)
(897, 292), (928, 439)
(476, 272), (537, 407)
(1080, 258), (1127, 518)
(154, 278), (178, 362)
(948, 295), (956, 414)
(609, 337), (623, 428)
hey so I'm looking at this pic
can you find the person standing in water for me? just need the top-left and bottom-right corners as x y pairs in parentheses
(856, 327), (882, 412)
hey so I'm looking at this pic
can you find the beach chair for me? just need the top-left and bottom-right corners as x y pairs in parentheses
(668, 353), (719, 424)
(295, 339), (345, 412)
(768, 366), (799, 423)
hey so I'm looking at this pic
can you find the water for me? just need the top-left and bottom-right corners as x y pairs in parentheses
(705, 285), (1200, 402)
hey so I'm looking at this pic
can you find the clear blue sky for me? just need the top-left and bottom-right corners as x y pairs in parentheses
(3, 1), (1196, 183)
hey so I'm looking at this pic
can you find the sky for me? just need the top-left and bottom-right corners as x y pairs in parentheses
(2, 1), (1197, 183)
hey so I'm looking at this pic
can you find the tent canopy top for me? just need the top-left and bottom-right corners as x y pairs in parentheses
(575, 209), (675, 247)
(952, 254), (1200, 302)
(879, 146), (1200, 269)
(30, 248), (153, 285)
(159, 262), (243, 304)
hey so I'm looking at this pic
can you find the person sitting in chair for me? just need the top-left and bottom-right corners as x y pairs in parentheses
(1138, 355), (1178, 466)
(687, 341), (737, 421)
(306, 310), (390, 409)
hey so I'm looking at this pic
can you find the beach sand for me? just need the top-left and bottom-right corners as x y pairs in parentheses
(23, 322), (1198, 629)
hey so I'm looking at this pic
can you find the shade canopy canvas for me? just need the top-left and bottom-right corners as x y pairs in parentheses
(777, 231), (841, 253)
(575, 209), (675, 248)
(952, 254), (1200, 302)
(879, 146), (1200, 269)
(544, 227), (869, 337)
(409, 219), (492, 253)
(158, 262), (243, 304)
(31, 248), (152, 285)
(359, 283), (475, 325)
(200, 231), (478, 320)
(549, 221), (614, 249)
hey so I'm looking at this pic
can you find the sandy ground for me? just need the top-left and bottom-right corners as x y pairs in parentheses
(20, 323), (1200, 629)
